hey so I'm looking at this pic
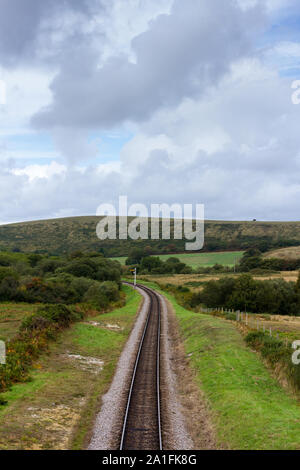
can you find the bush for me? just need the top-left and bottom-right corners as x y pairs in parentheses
(21, 314), (52, 332)
(83, 281), (120, 310)
(0, 255), (11, 267)
(20, 304), (72, 331)
(69, 276), (96, 300)
(20, 277), (77, 304)
(84, 284), (109, 309)
(35, 304), (75, 327)
(0, 267), (18, 282)
(225, 312), (236, 321)
(37, 258), (64, 274)
(64, 260), (96, 278)
(98, 281), (120, 302)
(0, 276), (20, 301)
(198, 274), (300, 316)
(246, 331), (268, 348)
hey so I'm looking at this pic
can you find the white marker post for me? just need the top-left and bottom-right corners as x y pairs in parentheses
(0, 341), (5, 365)
(130, 268), (137, 288)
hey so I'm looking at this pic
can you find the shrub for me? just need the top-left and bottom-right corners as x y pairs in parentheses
(37, 258), (64, 274)
(0, 255), (11, 267)
(35, 304), (75, 326)
(21, 277), (77, 304)
(69, 276), (95, 300)
(20, 314), (52, 332)
(245, 331), (266, 347)
(225, 312), (236, 321)
(83, 281), (120, 309)
(98, 281), (120, 302)
(198, 274), (300, 316)
(64, 260), (95, 279)
(0, 267), (18, 282)
(0, 276), (20, 301)
(83, 284), (109, 309)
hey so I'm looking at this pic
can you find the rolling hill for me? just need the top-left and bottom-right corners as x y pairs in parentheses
(263, 246), (300, 260)
(1, 216), (300, 256)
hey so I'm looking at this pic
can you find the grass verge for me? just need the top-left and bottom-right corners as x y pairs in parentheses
(0, 285), (141, 450)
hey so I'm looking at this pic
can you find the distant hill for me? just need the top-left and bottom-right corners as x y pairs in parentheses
(1, 216), (300, 256)
(263, 246), (300, 260)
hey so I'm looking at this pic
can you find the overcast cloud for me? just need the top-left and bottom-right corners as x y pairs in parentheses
(0, 0), (300, 223)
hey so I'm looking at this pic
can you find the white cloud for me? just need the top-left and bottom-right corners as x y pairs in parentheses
(0, 0), (300, 223)
(12, 161), (66, 181)
(0, 67), (54, 138)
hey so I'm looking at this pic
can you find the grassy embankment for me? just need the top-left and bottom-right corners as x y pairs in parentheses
(139, 281), (300, 450)
(112, 251), (244, 268)
(0, 285), (141, 450)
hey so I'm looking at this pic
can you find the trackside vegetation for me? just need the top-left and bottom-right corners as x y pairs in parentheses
(0, 251), (123, 399)
(0, 286), (142, 449)
(245, 331), (300, 392)
(139, 282), (300, 450)
(157, 272), (300, 316)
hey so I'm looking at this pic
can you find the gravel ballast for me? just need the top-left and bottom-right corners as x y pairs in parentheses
(88, 286), (149, 450)
(88, 285), (193, 450)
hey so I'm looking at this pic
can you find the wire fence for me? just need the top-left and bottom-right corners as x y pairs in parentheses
(199, 306), (290, 346)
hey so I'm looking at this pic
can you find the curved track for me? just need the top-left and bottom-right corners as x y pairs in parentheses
(120, 284), (162, 451)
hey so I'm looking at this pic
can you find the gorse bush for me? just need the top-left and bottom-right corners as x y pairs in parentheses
(21, 304), (78, 331)
(0, 303), (83, 394)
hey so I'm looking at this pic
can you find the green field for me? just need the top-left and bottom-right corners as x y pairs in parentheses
(112, 251), (244, 268)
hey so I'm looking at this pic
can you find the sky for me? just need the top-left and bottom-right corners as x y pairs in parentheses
(1, 0), (300, 223)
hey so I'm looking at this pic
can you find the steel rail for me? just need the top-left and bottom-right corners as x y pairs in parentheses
(120, 283), (162, 450)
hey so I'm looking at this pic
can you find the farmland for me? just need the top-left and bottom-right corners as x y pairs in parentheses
(140, 271), (300, 292)
(112, 250), (244, 268)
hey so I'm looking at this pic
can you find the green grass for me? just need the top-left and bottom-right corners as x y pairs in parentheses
(112, 251), (244, 268)
(0, 285), (142, 450)
(140, 281), (300, 450)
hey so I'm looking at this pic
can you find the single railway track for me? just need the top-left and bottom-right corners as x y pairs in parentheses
(120, 283), (162, 450)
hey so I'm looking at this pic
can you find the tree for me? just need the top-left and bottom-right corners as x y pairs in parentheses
(125, 248), (145, 266)
(140, 256), (163, 273)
